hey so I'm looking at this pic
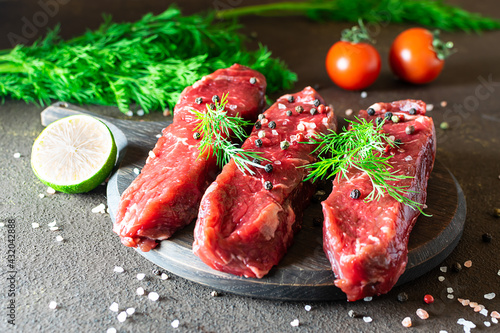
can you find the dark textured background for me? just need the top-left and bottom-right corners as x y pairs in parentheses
(1, 0), (500, 332)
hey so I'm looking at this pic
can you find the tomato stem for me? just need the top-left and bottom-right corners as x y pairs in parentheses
(341, 19), (374, 44)
(432, 30), (456, 60)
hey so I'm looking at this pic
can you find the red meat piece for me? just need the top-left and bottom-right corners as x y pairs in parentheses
(322, 100), (436, 301)
(114, 64), (266, 252)
(193, 87), (337, 278)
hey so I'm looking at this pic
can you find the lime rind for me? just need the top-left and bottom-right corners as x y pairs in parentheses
(31, 114), (117, 194)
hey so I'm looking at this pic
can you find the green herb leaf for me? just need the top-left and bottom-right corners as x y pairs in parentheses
(0, 6), (297, 114)
(304, 117), (429, 215)
(192, 93), (267, 175)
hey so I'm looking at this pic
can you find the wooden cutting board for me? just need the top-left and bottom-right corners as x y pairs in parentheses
(41, 102), (466, 301)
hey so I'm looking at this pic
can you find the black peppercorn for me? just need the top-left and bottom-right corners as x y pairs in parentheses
(252, 158), (261, 165)
(268, 121), (276, 129)
(264, 164), (273, 173)
(249, 77), (257, 84)
(348, 310), (360, 318)
(313, 99), (320, 107)
(350, 189), (361, 199)
(482, 233), (492, 243)
(394, 139), (403, 145)
(208, 103), (215, 110)
(255, 139), (263, 147)
(376, 117), (384, 126)
(397, 292), (409, 302)
(193, 132), (201, 140)
(286, 110), (293, 116)
(310, 108), (318, 115)
(212, 95), (220, 103)
(255, 121), (261, 129)
(152, 268), (161, 276)
(295, 105), (304, 114)
(409, 108), (417, 115)
(367, 107), (375, 116)
(385, 112), (393, 120)
(264, 181), (273, 190)
(195, 97), (203, 104)
(287, 95), (294, 103)
(451, 262), (462, 272)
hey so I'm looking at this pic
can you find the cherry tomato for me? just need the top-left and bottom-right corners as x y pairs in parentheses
(325, 41), (381, 90)
(389, 28), (453, 84)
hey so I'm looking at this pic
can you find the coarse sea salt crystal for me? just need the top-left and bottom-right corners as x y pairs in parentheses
(49, 226), (59, 231)
(360, 91), (368, 98)
(485, 293), (496, 300)
(126, 308), (135, 315)
(39, 194), (45, 198)
(480, 309), (488, 316)
(109, 302), (119, 312)
(457, 318), (476, 332)
(402, 317), (412, 328)
(304, 305), (312, 312)
(439, 331), (448, 333)
(49, 301), (57, 309)
(447, 287), (454, 293)
(161, 273), (169, 280)
(106, 328), (117, 333)
(363, 316), (373, 323)
(485, 321), (491, 327)
(290, 319), (300, 327)
(416, 309), (429, 320)
(55, 235), (64, 242)
(278, 103), (286, 110)
(438, 276), (445, 282)
(114, 266), (124, 273)
(91, 203), (106, 213)
(148, 292), (159, 301)
(133, 168), (140, 175)
(171, 319), (180, 328)
(137, 109), (145, 116)
(47, 187), (56, 194)
(364, 297), (373, 302)
(156, 134), (161, 138)
(148, 150), (156, 159)
(13, 152), (21, 158)
(440, 266), (447, 273)
(136, 287), (145, 296)
(448, 294), (454, 300)
(32, 223), (40, 229)
(117, 311), (127, 322)
(48, 221), (57, 227)
(464, 260), (472, 268)
(491, 311), (500, 319)
(492, 317), (498, 324)
(137, 273), (145, 280)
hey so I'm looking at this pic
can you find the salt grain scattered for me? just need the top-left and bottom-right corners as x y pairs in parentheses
(305, 305), (312, 312)
(440, 266), (448, 273)
(148, 292), (159, 301)
(156, 134), (161, 138)
(474, 305), (484, 312)
(497, 270), (500, 276)
(106, 328), (117, 333)
(109, 302), (119, 312)
(491, 311), (500, 319)
(47, 187), (56, 194)
(137, 273), (145, 280)
(39, 194), (45, 198)
(49, 227), (59, 231)
(126, 307), (135, 316)
(402, 317), (412, 328)
(161, 273), (169, 280)
(492, 317), (498, 324)
(480, 309), (488, 316)
(13, 152), (21, 158)
(440, 101), (448, 107)
(49, 301), (57, 309)
(171, 319), (180, 328)
(210, 291), (219, 297)
(416, 308), (429, 320)
(345, 108), (353, 116)
(439, 331), (448, 333)
(447, 287), (454, 293)
(485, 321), (491, 327)
(149, 151), (156, 159)
(133, 168), (140, 175)
(91, 203), (106, 214)
(363, 316), (373, 323)
(114, 266), (124, 273)
(461, 299), (470, 306)
(55, 235), (64, 242)
(426, 104), (434, 111)
(470, 302), (478, 308)
(136, 287), (145, 296)
(464, 260), (472, 268)
(137, 109), (145, 116)
(438, 276), (445, 282)
(117, 311), (127, 322)
(48, 221), (57, 227)
(290, 319), (300, 327)
(457, 318), (476, 333)
(125, 111), (133, 117)
(364, 296), (373, 302)
(32, 223), (40, 229)
(484, 293), (496, 300)
(447, 294), (454, 299)
(360, 91), (368, 98)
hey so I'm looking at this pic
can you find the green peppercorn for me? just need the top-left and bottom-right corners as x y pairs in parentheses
(193, 132), (201, 140)
(195, 97), (203, 104)
(280, 140), (290, 150)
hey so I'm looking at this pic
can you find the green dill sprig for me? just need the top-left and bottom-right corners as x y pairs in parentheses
(304, 117), (429, 214)
(216, 0), (500, 32)
(192, 93), (266, 175)
(0, 6), (297, 114)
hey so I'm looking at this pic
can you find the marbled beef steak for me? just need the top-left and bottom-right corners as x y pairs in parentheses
(322, 100), (436, 301)
(193, 87), (337, 278)
(114, 64), (266, 252)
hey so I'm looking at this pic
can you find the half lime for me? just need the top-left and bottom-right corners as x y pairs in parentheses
(31, 114), (117, 193)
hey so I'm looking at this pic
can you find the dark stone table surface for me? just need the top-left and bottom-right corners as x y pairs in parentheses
(1, 0), (499, 332)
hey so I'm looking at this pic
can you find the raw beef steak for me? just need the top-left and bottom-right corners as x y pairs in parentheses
(114, 64), (266, 252)
(322, 100), (436, 301)
(193, 87), (337, 278)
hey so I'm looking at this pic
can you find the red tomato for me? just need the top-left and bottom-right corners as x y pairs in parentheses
(389, 28), (448, 84)
(325, 41), (381, 90)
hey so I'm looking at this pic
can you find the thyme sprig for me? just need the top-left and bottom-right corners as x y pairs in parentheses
(192, 93), (266, 175)
(0, 6), (296, 114)
(304, 117), (429, 214)
(216, 0), (500, 32)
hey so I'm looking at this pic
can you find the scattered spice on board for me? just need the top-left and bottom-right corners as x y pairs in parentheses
(402, 317), (412, 328)
(136, 273), (145, 280)
(171, 319), (180, 328)
(148, 292), (160, 301)
(464, 260), (472, 268)
(416, 308), (429, 320)
(113, 266), (124, 273)
(290, 319), (300, 327)
(49, 301), (57, 310)
(109, 302), (119, 312)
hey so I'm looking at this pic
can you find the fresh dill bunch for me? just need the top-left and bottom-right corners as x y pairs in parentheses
(192, 93), (266, 175)
(304, 117), (427, 213)
(0, 6), (297, 114)
(217, 0), (500, 32)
